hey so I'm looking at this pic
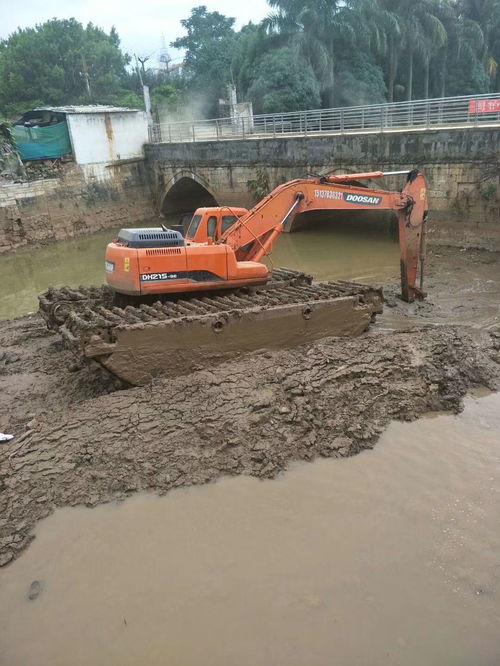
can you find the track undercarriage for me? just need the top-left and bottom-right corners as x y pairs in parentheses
(39, 269), (383, 386)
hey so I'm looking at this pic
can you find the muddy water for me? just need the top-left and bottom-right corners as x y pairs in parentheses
(0, 227), (122, 321)
(1, 392), (500, 666)
(0, 220), (399, 320)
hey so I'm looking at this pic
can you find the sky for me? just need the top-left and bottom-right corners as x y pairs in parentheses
(1, 0), (272, 63)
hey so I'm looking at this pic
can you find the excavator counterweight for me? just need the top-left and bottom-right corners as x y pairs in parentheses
(39, 169), (428, 385)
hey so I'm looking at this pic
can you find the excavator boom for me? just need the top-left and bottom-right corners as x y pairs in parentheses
(220, 169), (428, 301)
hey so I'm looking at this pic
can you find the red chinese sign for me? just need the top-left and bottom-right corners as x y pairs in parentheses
(468, 99), (500, 113)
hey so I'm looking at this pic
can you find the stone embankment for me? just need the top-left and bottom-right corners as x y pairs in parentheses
(0, 161), (154, 253)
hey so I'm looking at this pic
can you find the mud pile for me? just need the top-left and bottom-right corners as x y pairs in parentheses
(1, 316), (500, 566)
(0, 316), (121, 437)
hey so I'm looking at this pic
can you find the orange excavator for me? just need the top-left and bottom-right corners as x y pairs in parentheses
(40, 169), (428, 385)
(105, 169), (428, 302)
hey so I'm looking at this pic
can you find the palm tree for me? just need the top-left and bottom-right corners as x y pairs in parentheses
(362, 0), (404, 101)
(440, 3), (484, 97)
(264, 0), (335, 106)
(392, 0), (448, 100)
(264, 0), (382, 107)
(459, 0), (500, 90)
(419, 4), (449, 98)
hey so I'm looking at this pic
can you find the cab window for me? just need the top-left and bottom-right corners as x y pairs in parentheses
(207, 216), (217, 239)
(221, 215), (238, 234)
(187, 214), (202, 238)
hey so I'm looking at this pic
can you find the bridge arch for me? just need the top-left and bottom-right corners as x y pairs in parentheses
(159, 171), (219, 226)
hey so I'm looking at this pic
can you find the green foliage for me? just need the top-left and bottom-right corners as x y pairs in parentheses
(231, 23), (273, 98)
(481, 183), (497, 200)
(1, 1), (500, 122)
(260, 0), (500, 105)
(446, 57), (490, 96)
(247, 168), (271, 200)
(150, 84), (182, 112)
(0, 19), (130, 117)
(112, 91), (144, 109)
(335, 52), (387, 105)
(247, 46), (321, 113)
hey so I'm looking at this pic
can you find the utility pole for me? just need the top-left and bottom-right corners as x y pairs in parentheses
(81, 55), (92, 101)
(137, 55), (150, 75)
(134, 54), (153, 127)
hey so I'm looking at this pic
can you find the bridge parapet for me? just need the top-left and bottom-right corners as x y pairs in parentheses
(150, 94), (500, 144)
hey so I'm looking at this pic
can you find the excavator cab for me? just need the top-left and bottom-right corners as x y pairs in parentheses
(185, 207), (248, 244)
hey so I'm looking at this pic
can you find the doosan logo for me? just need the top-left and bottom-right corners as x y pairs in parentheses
(343, 193), (382, 206)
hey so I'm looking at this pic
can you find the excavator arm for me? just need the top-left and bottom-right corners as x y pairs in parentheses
(220, 169), (428, 301)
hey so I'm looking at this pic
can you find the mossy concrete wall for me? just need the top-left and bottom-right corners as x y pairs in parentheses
(146, 127), (500, 249)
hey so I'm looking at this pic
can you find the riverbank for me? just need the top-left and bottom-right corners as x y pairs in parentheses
(1, 319), (500, 567)
(0, 161), (154, 254)
(1, 245), (499, 566)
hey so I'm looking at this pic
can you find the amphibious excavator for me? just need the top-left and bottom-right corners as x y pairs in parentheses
(39, 169), (428, 385)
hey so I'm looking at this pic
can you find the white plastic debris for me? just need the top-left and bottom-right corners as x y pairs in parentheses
(0, 433), (14, 442)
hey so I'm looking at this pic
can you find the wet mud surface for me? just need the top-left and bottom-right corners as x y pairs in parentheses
(380, 245), (500, 329)
(1, 245), (500, 566)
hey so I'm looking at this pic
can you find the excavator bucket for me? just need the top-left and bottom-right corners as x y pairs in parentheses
(39, 271), (383, 386)
(398, 170), (428, 302)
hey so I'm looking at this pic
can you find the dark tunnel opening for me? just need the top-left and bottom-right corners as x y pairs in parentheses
(162, 177), (218, 230)
(290, 209), (399, 239)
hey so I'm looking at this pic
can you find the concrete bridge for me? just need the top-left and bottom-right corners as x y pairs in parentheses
(145, 126), (500, 249)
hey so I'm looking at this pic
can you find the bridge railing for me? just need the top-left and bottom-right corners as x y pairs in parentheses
(149, 93), (500, 143)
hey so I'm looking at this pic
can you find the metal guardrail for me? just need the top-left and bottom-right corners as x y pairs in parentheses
(149, 93), (500, 143)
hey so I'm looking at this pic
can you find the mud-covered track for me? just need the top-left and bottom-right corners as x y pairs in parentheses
(57, 281), (380, 330)
(39, 269), (383, 385)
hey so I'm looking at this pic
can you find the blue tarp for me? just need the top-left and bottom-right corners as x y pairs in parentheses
(12, 121), (72, 161)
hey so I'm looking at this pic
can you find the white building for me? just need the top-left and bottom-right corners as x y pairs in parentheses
(19, 105), (149, 166)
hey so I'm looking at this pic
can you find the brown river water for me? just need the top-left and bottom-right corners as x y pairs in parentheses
(1, 392), (499, 666)
(0, 218), (399, 321)
(1, 220), (500, 664)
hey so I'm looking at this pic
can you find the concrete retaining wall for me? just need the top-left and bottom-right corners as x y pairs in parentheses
(0, 160), (154, 253)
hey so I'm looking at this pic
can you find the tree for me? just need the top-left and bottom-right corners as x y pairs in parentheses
(336, 51), (387, 105)
(263, 0), (396, 106)
(439, 3), (487, 96)
(231, 23), (271, 99)
(0, 19), (130, 117)
(379, 0), (447, 101)
(171, 6), (236, 117)
(246, 46), (321, 113)
(459, 0), (500, 91)
(405, 0), (447, 100)
(264, 0), (346, 106)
